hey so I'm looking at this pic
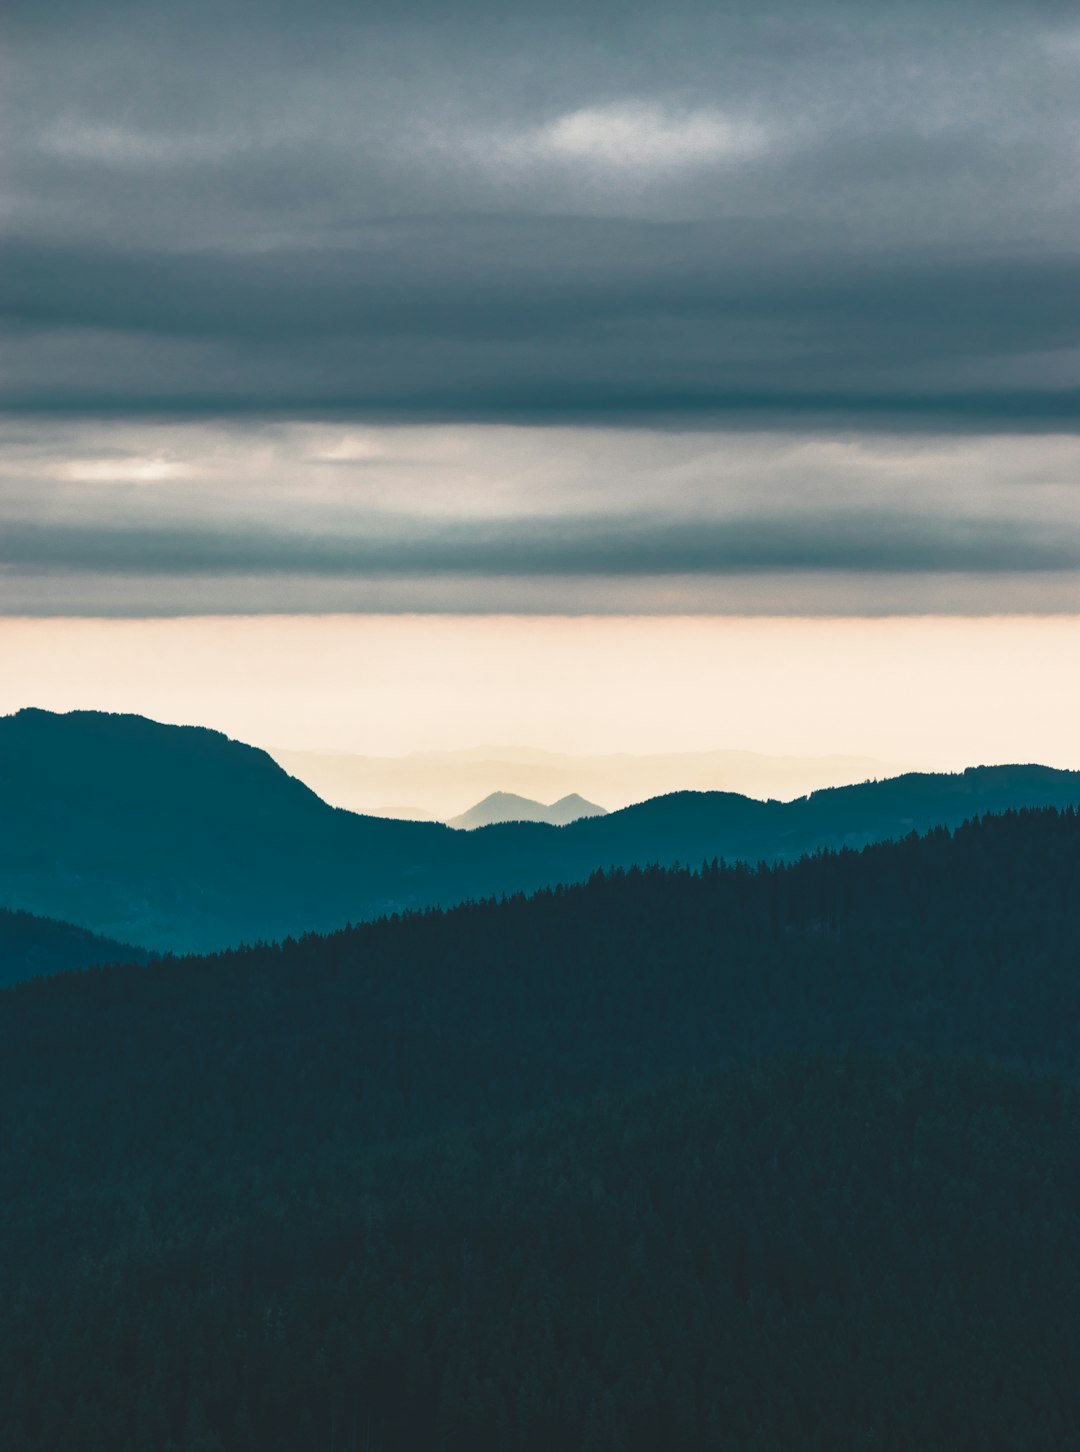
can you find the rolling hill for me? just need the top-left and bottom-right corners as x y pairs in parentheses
(4, 706), (1080, 955)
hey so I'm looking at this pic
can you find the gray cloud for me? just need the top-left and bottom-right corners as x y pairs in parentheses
(3, 419), (1080, 614)
(3, 0), (1080, 427)
(5, 511), (1080, 578)
(4, 0), (1080, 616)
(3, 235), (1080, 428)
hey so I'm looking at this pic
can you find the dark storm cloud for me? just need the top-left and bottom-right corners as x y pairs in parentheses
(5, 510), (1078, 578)
(3, 235), (1080, 428)
(5, 0), (1080, 615)
(7, 235), (1080, 356)
(3, 0), (1080, 427)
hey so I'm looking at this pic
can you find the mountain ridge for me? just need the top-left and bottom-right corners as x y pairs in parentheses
(0, 904), (150, 986)
(4, 706), (1080, 958)
(447, 790), (607, 830)
(271, 742), (900, 818)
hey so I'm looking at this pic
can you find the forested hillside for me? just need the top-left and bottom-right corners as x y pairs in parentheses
(3, 807), (1080, 1450)
(0, 906), (149, 987)
(6, 706), (1080, 956)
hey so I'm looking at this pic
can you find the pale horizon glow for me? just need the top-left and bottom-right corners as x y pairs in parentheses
(2, 614), (1079, 772)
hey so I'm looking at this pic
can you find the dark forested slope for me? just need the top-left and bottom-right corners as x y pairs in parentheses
(6, 706), (1080, 956)
(3, 807), (1080, 1450)
(0, 906), (149, 987)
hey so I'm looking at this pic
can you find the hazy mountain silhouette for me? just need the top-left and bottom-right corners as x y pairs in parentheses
(272, 743), (900, 819)
(0, 906), (150, 987)
(5, 706), (1080, 956)
(447, 791), (607, 830)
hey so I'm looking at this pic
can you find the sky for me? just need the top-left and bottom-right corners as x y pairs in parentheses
(3, 0), (1080, 766)
(4, 614), (1080, 772)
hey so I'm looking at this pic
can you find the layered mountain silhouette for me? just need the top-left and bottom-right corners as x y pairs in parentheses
(272, 743), (898, 819)
(447, 791), (607, 830)
(0, 906), (150, 987)
(5, 706), (1080, 956)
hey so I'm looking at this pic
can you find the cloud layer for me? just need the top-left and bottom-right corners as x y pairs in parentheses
(3, 0), (1080, 427)
(5, 420), (1080, 614)
(4, 0), (1080, 614)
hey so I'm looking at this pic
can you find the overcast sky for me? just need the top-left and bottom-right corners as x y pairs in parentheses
(3, 0), (1080, 617)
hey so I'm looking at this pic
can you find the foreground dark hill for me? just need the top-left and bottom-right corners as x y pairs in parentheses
(5, 707), (1080, 954)
(3, 808), (1080, 1451)
(0, 907), (149, 987)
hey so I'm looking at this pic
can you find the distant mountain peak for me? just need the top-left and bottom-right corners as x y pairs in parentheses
(447, 791), (608, 831)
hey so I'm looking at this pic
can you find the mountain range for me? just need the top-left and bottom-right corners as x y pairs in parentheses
(5, 706), (1080, 956)
(446, 791), (607, 830)
(271, 743), (900, 819)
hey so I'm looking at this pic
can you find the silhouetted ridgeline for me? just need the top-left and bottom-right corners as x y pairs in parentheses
(3, 807), (1080, 1450)
(5, 707), (1080, 954)
(0, 907), (149, 987)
